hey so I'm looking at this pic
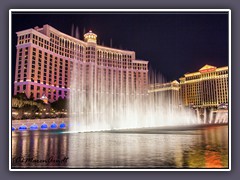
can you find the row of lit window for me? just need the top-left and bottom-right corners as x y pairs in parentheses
(97, 51), (132, 60)
(16, 84), (68, 100)
(184, 75), (228, 82)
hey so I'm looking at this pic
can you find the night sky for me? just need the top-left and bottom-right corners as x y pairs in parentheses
(11, 11), (229, 84)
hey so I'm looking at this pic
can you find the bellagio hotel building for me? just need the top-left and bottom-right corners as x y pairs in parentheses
(14, 24), (149, 102)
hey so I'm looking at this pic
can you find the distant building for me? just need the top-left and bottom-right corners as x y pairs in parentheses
(179, 64), (228, 108)
(14, 24), (149, 102)
(148, 80), (180, 109)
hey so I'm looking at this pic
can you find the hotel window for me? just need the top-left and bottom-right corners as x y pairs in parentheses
(19, 48), (22, 53)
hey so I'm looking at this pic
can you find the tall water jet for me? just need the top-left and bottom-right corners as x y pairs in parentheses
(203, 108), (207, 124)
(71, 24), (75, 37)
(75, 26), (80, 39)
(209, 108), (214, 124)
(196, 108), (201, 124)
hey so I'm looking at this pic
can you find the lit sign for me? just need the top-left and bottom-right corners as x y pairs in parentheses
(199, 65), (217, 73)
(199, 68), (216, 73)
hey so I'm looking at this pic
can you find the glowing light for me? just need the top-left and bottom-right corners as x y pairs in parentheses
(50, 123), (57, 129)
(41, 123), (48, 129)
(30, 124), (38, 130)
(59, 123), (66, 129)
(19, 125), (28, 131)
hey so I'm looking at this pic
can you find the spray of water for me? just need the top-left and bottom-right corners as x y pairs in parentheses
(71, 24), (80, 39)
(71, 24), (75, 37)
(75, 26), (79, 39)
(214, 110), (228, 124)
(68, 41), (227, 132)
(195, 108), (228, 124)
(69, 60), (203, 132)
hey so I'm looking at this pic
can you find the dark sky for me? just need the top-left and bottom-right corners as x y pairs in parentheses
(11, 11), (229, 83)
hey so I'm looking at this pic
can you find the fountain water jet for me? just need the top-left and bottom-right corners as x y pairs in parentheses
(209, 108), (214, 124)
(69, 61), (200, 132)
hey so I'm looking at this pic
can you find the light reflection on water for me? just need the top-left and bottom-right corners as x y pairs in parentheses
(12, 125), (228, 169)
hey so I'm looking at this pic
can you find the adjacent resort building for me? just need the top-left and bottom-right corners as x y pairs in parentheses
(148, 64), (228, 109)
(14, 24), (149, 102)
(179, 64), (228, 108)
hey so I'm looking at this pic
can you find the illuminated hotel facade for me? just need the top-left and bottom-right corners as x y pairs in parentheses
(14, 24), (149, 102)
(179, 65), (228, 108)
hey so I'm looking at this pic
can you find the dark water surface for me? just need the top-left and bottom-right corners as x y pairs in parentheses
(12, 125), (228, 169)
